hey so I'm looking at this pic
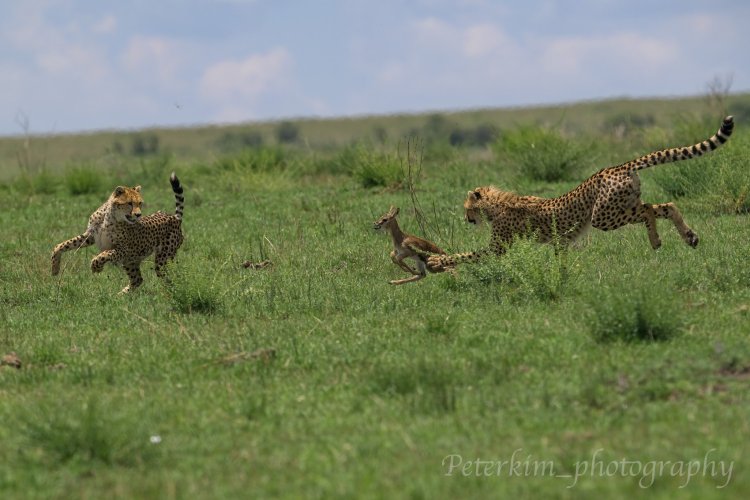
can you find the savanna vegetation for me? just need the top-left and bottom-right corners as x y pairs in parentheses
(1, 92), (749, 498)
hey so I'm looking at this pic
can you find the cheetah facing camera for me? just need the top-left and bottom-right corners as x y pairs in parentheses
(373, 206), (447, 285)
(51, 173), (185, 293)
(427, 116), (735, 273)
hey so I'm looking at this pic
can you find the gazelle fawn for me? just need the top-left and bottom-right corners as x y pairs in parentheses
(373, 206), (447, 285)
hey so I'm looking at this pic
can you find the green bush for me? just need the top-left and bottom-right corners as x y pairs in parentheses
(453, 237), (577, 303)
(449, 123), (499, 147)
(165, 265), (224, 315)
(369, 358), (457, 414)
(12, 170), (58, 195)
(650, 132), (750, 213)
(20, 398), (160, 466)
(276, 121), (300, 143)
(131, 132), (160, 156)
(214, 146), (286, 173)
(604, 112), (656, 135)
(65, 166), (104, 196)
(493, 125), (589, 182)
(589, 287), (683, 343)
(337, 143), (403, 188)
(214, 130), (264, 152)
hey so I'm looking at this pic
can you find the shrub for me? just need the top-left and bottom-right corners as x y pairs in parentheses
(12, 170), (58, 195)
(449, 123), (499, 147)
(650, 128), (750, 213)
(131, 133), (159, 156)
(276, 121), (300, 143)
(604, 112), (656, 135)
(451, 237), (577, 303)
(493, 125), (589, 182)
(165, 265), (224, 315)
(337, 143), (403, 189)
(589, 287), (682, 343)
(369, 358), (457, 414)
(20, 398), (159, 466)
(214, 146), (286, 173)
(65, 166), (104, 196)
(215, 130), (264, 152)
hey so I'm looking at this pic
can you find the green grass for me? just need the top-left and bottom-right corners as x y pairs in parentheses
(1, 98), (750, 498)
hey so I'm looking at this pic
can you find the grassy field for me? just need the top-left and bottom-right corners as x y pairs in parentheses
(1, 95), (749, 498)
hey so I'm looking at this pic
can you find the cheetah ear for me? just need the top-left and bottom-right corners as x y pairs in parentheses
(133, 185), (142, 193)
(469, 189), (482, 201)
(114, 186), (126, 196)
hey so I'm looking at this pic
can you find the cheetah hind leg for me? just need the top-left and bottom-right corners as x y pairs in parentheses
(652, 202), (699, 248)
(119, 264), (144, 294)
(154, 250), (177, 288)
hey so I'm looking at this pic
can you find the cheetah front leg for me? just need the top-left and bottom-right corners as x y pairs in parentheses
(91, 249), (119, 274)
(636, 203), (662, 250)
(51, 232), (94, 275)
(91, 249), (142, 293)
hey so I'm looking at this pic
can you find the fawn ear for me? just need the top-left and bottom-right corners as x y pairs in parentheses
(393, 207), (400, 216)
(133, 185), (142, 193)
(114, 186), (126, 196)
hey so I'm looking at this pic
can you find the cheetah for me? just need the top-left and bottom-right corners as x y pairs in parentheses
(51, 173), (185, 293)
(427, 116), (734, 272)
(373, 206), (446, 284)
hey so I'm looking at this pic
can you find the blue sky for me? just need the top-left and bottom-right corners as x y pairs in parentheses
(1, 0), (748, 135)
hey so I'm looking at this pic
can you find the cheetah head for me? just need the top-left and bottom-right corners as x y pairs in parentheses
(464, 189), (484, 226)
(111, 185), (143, 224)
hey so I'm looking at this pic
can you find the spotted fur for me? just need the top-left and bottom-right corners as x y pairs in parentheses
(427, 116), (734, 272)
(51, 173), (185, 293)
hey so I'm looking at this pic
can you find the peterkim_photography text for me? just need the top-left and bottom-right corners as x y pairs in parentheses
(442, 448), (734, 489)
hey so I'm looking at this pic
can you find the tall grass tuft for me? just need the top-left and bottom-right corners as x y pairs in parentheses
(12, 170), (58, 195)
(650, 132), (750, 213)
(20, 398), (160, 467)
(65, 166), (104, 196)
(589, 286), (683, 343)
(338, 143), (403, 188)
(453, 238), (578, 303)
(493, 125), (590, 182)
(214, 146), (286, 173)
(369, 358), (457, 414)
(165, 264), (224, 315)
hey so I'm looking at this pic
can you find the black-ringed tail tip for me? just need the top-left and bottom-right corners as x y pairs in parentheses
(719, 115), (734, 141)
(169, 172), (185, 220)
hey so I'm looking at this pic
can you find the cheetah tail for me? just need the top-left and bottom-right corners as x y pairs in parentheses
(633, 116), (734, 171)
(170, 172), (185, 220)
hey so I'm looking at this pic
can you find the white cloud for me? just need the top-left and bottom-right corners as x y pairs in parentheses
(122, 35), (189, 88)
(462, 23), (512, 58)
(199, 47), (293, 120)
(540, 33), (678, 76)
(92, 14), (117, 35)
